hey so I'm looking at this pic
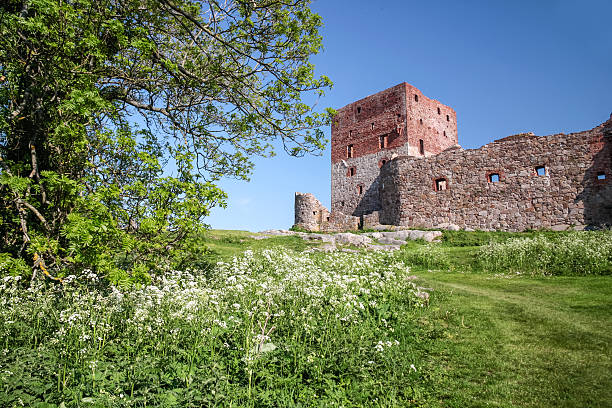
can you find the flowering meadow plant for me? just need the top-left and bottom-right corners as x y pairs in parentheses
(0, 249), (428, 407)
(479, 231), (612, 275)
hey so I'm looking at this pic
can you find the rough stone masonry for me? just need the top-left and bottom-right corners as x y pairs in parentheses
(295, 82), (612, 232)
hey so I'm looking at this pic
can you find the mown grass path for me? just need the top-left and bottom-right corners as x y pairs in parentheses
(413, 272), (612, 407)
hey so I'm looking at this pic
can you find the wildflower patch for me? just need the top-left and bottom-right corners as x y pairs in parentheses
(0, 249), (429, 406)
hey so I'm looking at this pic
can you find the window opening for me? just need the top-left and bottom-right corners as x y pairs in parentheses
(488, 173), (500, 183)
(326, 216), (330, 221)
(348, 167), (356, 177)
(437, 107), (441, 114)
(371, 122), (374, 130)
(357, 106), (361, 114)
(419, 118), (423, 125)
(414, 95), (419, 102)
(313, 211), (317, 215)
(347, 144), (354, 158)
(597, 172), (606, 180)
(419, 139), (424, 155)
(443, 130), (447, 137)
(379, 134), (388, 149)
(435, 178), (448, 191)
(535, 166), (546, 176)
(341, 201), (344, 207)
(446, 114), (450, 122)
(357, 185), (363, 195)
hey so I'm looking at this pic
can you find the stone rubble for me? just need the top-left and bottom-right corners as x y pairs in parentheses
(251, 228), (442, 252)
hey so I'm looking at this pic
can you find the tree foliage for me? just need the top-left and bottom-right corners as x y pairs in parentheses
(0, 0), (332, 282)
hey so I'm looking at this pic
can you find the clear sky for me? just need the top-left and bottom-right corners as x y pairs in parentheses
(206, 0), (612, 232)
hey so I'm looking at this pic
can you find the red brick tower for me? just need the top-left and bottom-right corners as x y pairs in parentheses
(331, 83), (458, 217)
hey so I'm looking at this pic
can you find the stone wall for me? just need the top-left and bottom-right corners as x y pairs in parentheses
(294, 192), (330, 231)
(379, 117), (612, 231)
(331, 83), (457, 217)
(294, 192), (359, 232)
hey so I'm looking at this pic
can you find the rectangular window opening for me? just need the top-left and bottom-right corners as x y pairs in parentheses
(419, 139), (425, 155)
(414, 95), (419, 102)
(488, 173), (500, 183)
(419, 118), (423, 125)
(535, 166), (546, 176)
(446, 114), (450, 122)
(435, 178), (448, 191)
(313, 211), (317, 215)
(437, 107), (441, 114)
(347, 144), (354, 158)
(379, 134), (388, 149)
(443, 130), (447, 137)
(357, 106), (361, 114)
(371, 122), (374, 130)
(357, 185), (363, 195)
(348, 167), (356, 177)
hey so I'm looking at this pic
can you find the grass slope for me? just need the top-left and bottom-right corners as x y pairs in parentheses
(411, 272), (612, 407)
(199, 229), (612, 406)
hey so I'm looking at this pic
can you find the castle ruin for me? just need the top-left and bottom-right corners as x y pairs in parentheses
(295, 82), (612, 231)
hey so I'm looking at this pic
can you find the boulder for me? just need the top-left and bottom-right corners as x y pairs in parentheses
(377, 237), (406, 246)
(333, 233), (373, 247)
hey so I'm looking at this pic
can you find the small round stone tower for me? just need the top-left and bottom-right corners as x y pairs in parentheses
(294, 192), (331, 231)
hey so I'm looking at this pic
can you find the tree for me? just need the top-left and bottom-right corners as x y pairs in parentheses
(0, 0), (332, 282)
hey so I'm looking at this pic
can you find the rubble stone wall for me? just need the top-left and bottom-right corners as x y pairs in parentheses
(294, 192), (359, 232)
(294, 193), (330, 231)
(379, 118), (612, 231)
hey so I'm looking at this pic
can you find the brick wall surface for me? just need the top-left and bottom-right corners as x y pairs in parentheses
(379, 118), (612, 231)
(331, 83), (457, 217)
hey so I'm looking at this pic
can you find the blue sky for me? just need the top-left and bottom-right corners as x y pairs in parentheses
(206, 0), (612, 232)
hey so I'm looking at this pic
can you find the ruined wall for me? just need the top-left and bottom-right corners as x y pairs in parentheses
(331, 83), (457, 217)
(294, 192), (330, 231)
(294, 192), (359, 232)
(379, 118), (612, 231)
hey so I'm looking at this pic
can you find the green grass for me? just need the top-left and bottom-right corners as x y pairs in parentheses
(158, 229), (612, 406)
(409, 272), (612, 407)
(199, 229), (322, 260)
